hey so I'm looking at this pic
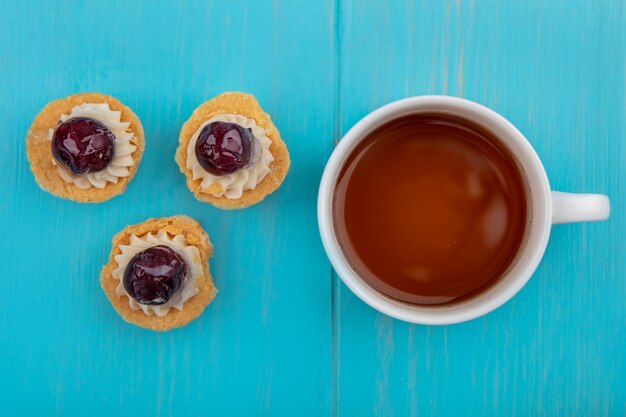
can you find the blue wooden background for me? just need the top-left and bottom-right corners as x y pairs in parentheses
(1, 0), (624, 415)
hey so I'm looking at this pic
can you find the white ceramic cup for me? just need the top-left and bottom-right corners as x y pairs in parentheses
(318, 96), (610, 325)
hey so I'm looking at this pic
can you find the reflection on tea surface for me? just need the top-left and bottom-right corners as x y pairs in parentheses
(333, 114), (527, 305)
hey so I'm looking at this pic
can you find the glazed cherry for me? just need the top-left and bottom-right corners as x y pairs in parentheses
(51, 117), (115, 175)
(123, 245), (187, 305)
(195, 121), (252, 175)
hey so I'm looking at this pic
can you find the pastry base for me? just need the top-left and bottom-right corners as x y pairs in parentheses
(176, 92), (290, 209)
(100, 215), (217, 331)
(26, 92), (145, 203)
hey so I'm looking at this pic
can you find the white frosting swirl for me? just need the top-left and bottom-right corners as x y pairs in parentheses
(47, 102), (137, 189)
(186, 114), (274, 199)
(112, 230), (203, 317)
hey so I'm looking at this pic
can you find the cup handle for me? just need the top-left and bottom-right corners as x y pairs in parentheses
(551, 191), (610, 224)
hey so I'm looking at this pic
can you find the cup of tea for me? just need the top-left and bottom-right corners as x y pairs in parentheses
(318, 96), (610, 325)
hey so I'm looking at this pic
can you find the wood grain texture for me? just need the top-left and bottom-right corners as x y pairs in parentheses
(336, 0), (625, 415)
(0, 0), (335, 415)
(1, 0), (624, 415)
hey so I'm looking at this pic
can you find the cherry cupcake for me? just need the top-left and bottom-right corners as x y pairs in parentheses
(176, 92), (290, 209)
(101, 216), (217, 331)
(26, 93), (144, 202)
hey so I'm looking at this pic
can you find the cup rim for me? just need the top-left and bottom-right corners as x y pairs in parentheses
(317, 95), (552, 325)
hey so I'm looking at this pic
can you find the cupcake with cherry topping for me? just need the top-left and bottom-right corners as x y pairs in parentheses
(176, 92), (290, 209)
(101, 215), (216, 331)
(26, 93), (144, 202)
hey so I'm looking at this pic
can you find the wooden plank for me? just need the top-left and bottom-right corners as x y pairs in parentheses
(336, 0), (625, 415)
(2, 0), (625, 414)
(0, 0), (336, 415)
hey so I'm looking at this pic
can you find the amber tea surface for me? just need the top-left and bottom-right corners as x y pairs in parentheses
(333, 114), (527, 305)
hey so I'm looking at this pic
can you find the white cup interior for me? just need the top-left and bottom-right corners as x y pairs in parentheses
(317, 96), (553, 324)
